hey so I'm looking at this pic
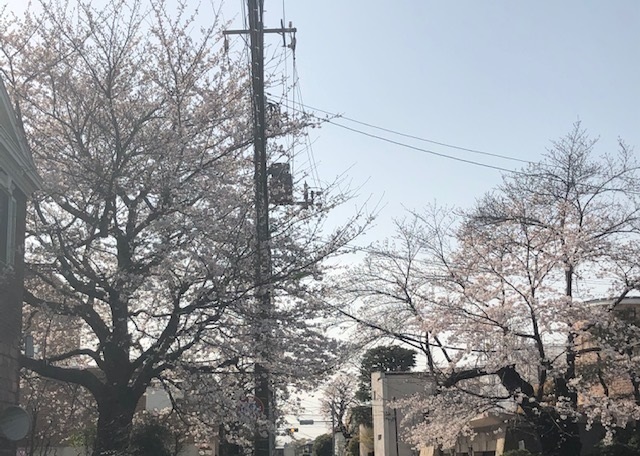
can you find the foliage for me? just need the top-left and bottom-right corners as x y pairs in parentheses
(345, 434), (359, 456)
(336, 124), (640, 456)
(502, 450), (538, 456)
(67, 426), (96, 452)
(356, 345), (416, 401)
(358, 345), (417, 379)
(591, 443), (640, 456)
(129, 420), (182, 456)
(0, 0), (365, 454)
(312, 434), (333, 456)
(590, 428), (640, 456)
(350, 406), (372, 428)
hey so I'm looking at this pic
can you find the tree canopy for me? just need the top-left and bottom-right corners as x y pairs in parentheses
(313, 433), (333, 456)
(0, 0), (365, 454)
(357, 345), (416, 401)
(336, 124), (640, 456)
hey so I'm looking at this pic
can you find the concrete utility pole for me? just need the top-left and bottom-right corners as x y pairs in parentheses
(247, 1), (273, 456)
(224, 3), (296, 456)
(331, 412), (336, 456)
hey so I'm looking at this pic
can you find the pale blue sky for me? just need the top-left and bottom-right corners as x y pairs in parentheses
(250, 2), (640, 430)
(250, 0), (640, 242)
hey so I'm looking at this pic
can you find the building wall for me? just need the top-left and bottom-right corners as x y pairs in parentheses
(0, 186), (27, 399)
(0, 164), (30, 456)
(371, 372), (435, 456)
(0, 75), (40, 455)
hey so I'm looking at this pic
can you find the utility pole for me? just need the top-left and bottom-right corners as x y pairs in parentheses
(331, 411), (336, 456)
(223, 3), (296, 456)
(247, 1), (272, 456)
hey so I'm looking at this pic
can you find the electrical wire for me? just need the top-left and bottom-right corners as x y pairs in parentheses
(274, 100), (528, 175)
(278, 100), (640, 195)
(292, 64), (323, 187)
(281, 0), (293, 174)
(286, 101), (534, 165)
(324, 119), (529, 175)
(241, 3), (640, 195)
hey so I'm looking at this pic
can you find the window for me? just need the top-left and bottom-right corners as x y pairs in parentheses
(0, 189), (8, 262)
(7, 193), (16, 265)
(0, 188), (17, 266)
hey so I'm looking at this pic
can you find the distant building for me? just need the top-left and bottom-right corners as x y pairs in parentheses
(0, 76), (40, 454)
(371, 372), (435, 456)
(371, 372), (539, 456)
(277, 441), (310, 456)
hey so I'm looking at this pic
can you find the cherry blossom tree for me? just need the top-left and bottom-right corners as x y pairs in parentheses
(0, 1), (364, 454)
(337, 124), (640, 456)
(333, 211), (458, 375)
(20, 306), (97, 456)
(321, 374), (358, 445)
(21, 373), (96, 456)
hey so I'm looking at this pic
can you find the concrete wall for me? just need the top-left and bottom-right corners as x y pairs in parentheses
(371, 372), (435, 456)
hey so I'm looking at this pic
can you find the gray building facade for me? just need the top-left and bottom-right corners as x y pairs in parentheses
(0, 76), (40, 454)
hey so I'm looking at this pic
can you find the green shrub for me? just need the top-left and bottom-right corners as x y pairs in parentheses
(503, 450), (537, 456)
(346, 435), (360, 456)
(313, 434), (333, 456)
(129, 420), (182, 456)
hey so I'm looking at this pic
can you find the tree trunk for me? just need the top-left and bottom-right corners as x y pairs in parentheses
(533, 413), (582, 456)
(93, 387), (139, 456)
(497, 366), (582, 456)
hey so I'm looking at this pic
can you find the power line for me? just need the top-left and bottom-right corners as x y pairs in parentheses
(273, 99), (529, 174)
(285, 101), (534, 165)
(271, 98), (640, 195)
(292, 66), (323, 187)
(324, 120), (529, 176)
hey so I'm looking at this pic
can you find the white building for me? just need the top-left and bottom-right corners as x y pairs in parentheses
(370, 372), (534, 456)
(371, 372), (435, 456)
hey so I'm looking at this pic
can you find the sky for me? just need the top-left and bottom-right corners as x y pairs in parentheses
(247, 1), (639, 439)
(233, 0), (640, 437)
(251, 0), (640, 245)
(4, 0), (638, 242)
(3, 0), (640, 442)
